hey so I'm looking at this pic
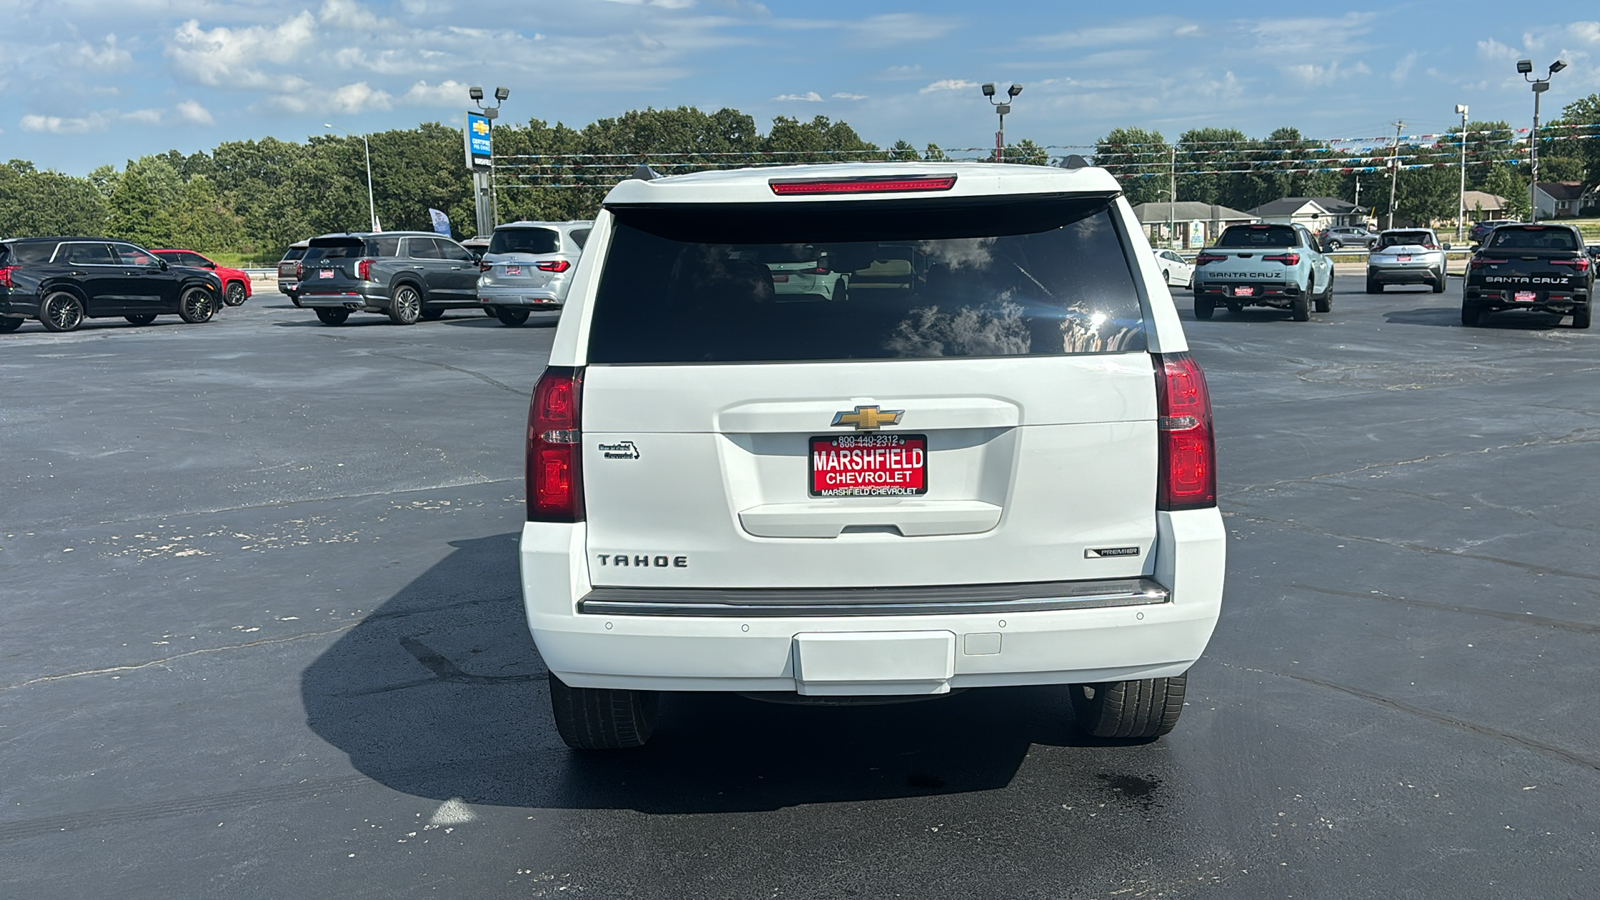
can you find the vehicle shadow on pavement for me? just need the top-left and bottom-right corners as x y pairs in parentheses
(301, 533), (1134, 814)
(1383, 307), (1567, 329)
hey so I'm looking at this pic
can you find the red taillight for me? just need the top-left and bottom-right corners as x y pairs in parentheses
(1195, 252), (1226, 266)
(1155, 353), (1216, 511)
(0, 266), (15, 289)
(536, 260), (572, 273)
(1423, 244), (1439, 250)
(769, 174), (957, 195)
(806, 267), (831, 275)
(295, 261), (304, 278)
(480, 261), (492, 272)
(1551, 258), (1591, 272)
(1263, 253), (1300, 265)
(527, 367), (584, 522)
(1470, 257), (1508, 269)
(356, 258), (374, 281)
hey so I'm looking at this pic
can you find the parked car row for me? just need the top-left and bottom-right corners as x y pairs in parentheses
(277, 220), (592, 327)
(0, 237), (226, 333)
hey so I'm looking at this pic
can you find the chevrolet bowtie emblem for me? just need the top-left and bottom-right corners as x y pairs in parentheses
(831, 405), (904, 430)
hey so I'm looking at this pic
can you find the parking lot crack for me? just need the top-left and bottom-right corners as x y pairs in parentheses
(1225, 511), (1600, 584)
(1218, 662), (1600, 774)
(2, 626), (360, 692)
(1289, 582), (1600, 636)
(365, 350), (526, 395)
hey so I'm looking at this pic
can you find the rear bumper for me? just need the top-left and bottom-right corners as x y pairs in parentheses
(519, 508), (1225, 694)
(1368, 264), (1442, 284)
(1195, 280), (1301, 302)
(477, 284), (563, 308)
(299, 290), (386, 310)
(278, 280), (299, 294)
(1466, 286), (1588, 312)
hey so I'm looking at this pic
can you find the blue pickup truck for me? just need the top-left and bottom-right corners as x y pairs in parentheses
(1192, 223), (1334, 321)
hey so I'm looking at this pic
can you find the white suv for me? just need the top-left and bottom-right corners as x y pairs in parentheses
(519, 163), (1226, 749)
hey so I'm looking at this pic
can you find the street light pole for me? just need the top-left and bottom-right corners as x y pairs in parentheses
(980, 83), (1022, 163)
(325, 124), (377, 232)
(1387, 120), (1403, 231)
(1519, 59), (1566, 223)
(469, 86), (511, 228)
(1455, 104), (1468, 242)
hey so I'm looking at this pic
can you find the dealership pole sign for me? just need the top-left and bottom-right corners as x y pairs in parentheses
(464, 112), (492, 171)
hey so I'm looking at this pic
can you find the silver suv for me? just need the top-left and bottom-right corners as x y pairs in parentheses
(476, 221), (592, 326)
(517, 163), (1227, 749)
(1366, 228), (1447, 293)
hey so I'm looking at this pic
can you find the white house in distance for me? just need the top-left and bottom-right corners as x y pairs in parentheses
(1129, 201), (1256, 250)
(1461, 190), (1509, 220)
(1247, 197), (1367, 229)
(1533, 182), (1587, 219)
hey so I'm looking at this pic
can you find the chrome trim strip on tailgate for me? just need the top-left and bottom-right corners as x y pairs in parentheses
(577, 577), (1169, 617)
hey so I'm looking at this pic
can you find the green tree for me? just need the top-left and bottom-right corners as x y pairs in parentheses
(1092, 127), (1169, 203)
(1482, 164), (1531, 218)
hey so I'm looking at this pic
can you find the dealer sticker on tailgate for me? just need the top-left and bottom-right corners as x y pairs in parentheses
(810, 434), (927, 497)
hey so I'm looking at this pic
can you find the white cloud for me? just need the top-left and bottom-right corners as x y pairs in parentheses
(1030, 20), (1184, 49)
(72, 35), (131, 72)
(166, 14), (317, 90)
(1282, 60), (1371, 87)
(319, 0), (392, 30)
(1174, 24), (1200, 37)
(831, 92), (867, 100)
(1476, 37), (1520, 61)
(1390, 51), (1418, 84)
(175, 100), (213, 124)
(773, 91), (822, 102)
(21, 113), (110, 134)
(328, 81), (394, 113)
(400, 79), (473, 106)
(920, 79), (978, 94)
(1571, 21), (1600, 43)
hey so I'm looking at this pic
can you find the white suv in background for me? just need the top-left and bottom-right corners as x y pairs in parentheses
(519, 163), (1227, 749)
(476, 220), (592, 326)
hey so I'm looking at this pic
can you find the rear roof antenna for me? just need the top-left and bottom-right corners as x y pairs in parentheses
(629, 164), (660, 181)
(1061, 154), (1090, 169)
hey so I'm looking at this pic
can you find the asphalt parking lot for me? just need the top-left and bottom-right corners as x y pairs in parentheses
(3, 283), (1597, 898)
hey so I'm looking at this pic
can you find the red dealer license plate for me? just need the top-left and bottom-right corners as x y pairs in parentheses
(1515, 290), (1538, 302)
(1232, 286), (1255, 297)
(810, 434), (927, 497)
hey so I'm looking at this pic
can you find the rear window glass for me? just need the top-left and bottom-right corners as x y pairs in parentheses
(1216, 225), (1297, 248)
(489, 227), (561, 255)
(570, 228), (591, 249)
(1377, 231), (1433, 248)
(6, 243), (57, 264)
(1488, 227), (1580, 250)
(283, 246), (306, 261)
(587, 196), (1146, 364)
(306, 236), (398, 260)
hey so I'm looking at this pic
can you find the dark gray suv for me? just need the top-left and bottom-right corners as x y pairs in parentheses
(297, 232), (481, 326)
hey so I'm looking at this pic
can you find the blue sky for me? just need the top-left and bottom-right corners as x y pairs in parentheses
(3, 0), (1599, 175)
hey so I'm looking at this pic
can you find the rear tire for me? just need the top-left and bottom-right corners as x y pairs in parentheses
(178, 287), (216, 324)
(549, 673), (659, 750)
(0, 317), (24, 333)
(315, 307), (349, 326)
(495, 307), (531, 327)
(1365, 277), (1381, 294)
(1315, 271), (1334, 313)
(1432, 271), (1447, 294)
(1193, 294), (1215, 320)
(388, 284), (422, 325)
(1461, 300), (1483, 327)
(124, 314), (157, 326)
(40, 291), (85, 333)
(224, 282), (248, 307)
(1070, 673), (1187, 739)
(1291, 291), (1311, 321)
(1572, 303), (1591, 329)
(483, 306), (498, 317)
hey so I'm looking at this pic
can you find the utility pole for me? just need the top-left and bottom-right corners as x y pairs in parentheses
(1455, 105), (1468, 241)
(1386, 120), (1403, 231)
(1520, 59), (1565, 223)
(1168, 145), (1176, 249)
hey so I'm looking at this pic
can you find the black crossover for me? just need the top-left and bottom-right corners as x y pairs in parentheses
(0, 237), (223, 334)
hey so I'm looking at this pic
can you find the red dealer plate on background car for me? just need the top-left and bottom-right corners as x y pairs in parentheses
(1515, 290), (1537, 302)
(810, 434), (928, 497)
(1233, 286), (1255, 297)
(1398, 255), (1411, 262)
